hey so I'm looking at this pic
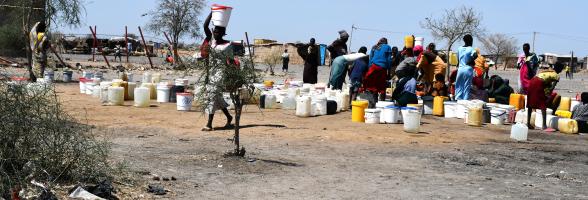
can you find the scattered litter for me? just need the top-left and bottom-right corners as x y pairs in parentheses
(85, 180), (117, 200)
(247, 158), (257, 162)
(69, 186), (105, 200)
(152, 176), (160, 181)
(147, 184), (167, 195)
(162, 177), (170, 181)
(171, 176), (177, 181)
(217, 164), (223, 168)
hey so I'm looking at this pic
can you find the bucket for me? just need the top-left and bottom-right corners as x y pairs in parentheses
(176, 93), (193, 111)
(141, 83), (156, 99)
(85, 82), (96, 95)
(263, 80), (274, 88)
(211, 4), (233, 27)
(364, 109), (381, 124)
(296, 96), (312, 117)
(407, 104), (423, 114)
(401, 107), (421, 133)
(170, 85), (185, 103)
(490, 108), (507, 125)
(351, 100), (369, 122)
(510, 123), (528, 141)
(422, 96), (434, 115)
(468, 107), (483, 126)
(93, 72), (104, 81)
(338, 92), (350, 111)
(62, 71), (73, 82)
(449, 52), (458, 66)
(558, 118), (578, 134)
(571, 100), (580, 111)
(327, 100), (337, 115)
(79, 78), (87, 93)
(134, 87), (150, 108)
(157, 83), (171, 103)
(108, 86), (124, 106)
(376, 101), (395, 123)
(414, 37), (424, 47)
(456, 100), (470, 119)
(82, 71), (93, 79)
(382, 106), (403, 124)
(443, 101), (457, 118)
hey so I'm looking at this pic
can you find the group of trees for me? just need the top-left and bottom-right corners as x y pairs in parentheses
(421, 6), (520, 73)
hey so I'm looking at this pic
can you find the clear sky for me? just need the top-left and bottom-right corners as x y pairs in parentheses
(59, 0), (588, 56)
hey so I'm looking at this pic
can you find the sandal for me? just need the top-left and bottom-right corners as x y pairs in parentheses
(201, 127), (214, 131)
(544, 128), (556, 133)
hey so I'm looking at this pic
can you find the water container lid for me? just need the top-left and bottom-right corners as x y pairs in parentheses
(385, 105), (400, 109)
(401, 107), (417, 110)
(212, 4), (232, 10)
(11, 77), (28, 81)
(177, 92), (192, 96)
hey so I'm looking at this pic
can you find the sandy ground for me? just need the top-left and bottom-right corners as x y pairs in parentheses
(2, 55), (588, 199)
(51, 81), (588, 199)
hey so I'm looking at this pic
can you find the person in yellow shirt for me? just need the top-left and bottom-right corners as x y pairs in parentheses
(29, 22), (50, 81)
(564, 64), (571, 79)
(526, 64), (564, 131)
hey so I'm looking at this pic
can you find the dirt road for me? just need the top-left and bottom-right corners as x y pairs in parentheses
(55, 83), (588, 200)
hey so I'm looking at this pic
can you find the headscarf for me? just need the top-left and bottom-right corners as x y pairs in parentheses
(413, 45), (424, 63)
(372, 38), (388, 50)
(339, 30), (349, 39)
(582, 92), (588, 104)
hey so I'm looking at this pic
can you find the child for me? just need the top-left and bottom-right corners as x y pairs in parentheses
(527, 65), (564, 131)
(430, 73), (448, 97)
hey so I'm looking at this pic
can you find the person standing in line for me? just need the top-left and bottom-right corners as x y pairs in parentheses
(455, 34), (476, 100)
(29, 21), (50, 82)
(348, 46), (369, 105)
(327, 30), (349, 66)
(363, 37), (392, 103)
(282, 49), (289, 73)
(526, 65), (563, 131)
(296, 38), (320, 84)
(565, 64), (571, 79)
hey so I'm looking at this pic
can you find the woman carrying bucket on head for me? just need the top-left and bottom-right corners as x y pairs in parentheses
(200, 5), (236, 131)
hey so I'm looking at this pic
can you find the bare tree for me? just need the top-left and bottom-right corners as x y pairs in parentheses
(480, 33), (518, 70)
(146, 0), (205, 65)
(262, 49), (282, 75)
(421, 6), (485, 77)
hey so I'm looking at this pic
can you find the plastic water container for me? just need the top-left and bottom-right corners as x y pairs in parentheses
(108, 86), (124, 106)
(402, 107), (421, 133)
(288, 88), (300, 98)
(433, 96), (447, 116)
(296, 96), (312, 117)
(127, 82), (136, 100)
(326, 100), (337, 115)
(468, 107), (483, 127)
(82, 71), (93, 79)
(382, 106), (403, 124)
(534, 112), (555, 130)
(156, 83), (171, 103)
(510, 123), (528, 141)
(42, 70), (54, 83)
(404, 35), (414, 48)
(338, 92), (350, 111)
(444, 101), (457, 118)
(282, 96), (297, 110)
(571, 100), (580, 111)
(351, 101), (369, 122)
(142, 72), (151, 83)
(176, 93), (193, 111)
(509, 93), (525, 110)
(99, 82), (111, 104)
(91, 84), (101, 98)
(312, 95), (328, 115)
(93, 72), (103, 81)
(134, 87), (150, 108)
(558, 118), (578, 134)
(456, 100), (470, 119)
(211, 4), (233, 27)
(422, 96), (434, 115)
(364, 109), (381, 124)
(414, 37), (424, 47)
(549, 116), (560, 130)
(141, 83), (156, 99)
(555, 110), (572, 119)
(490, 108), (507, 125)
(151, 73), (162, 84)
(85, 82), (96, 95)
(265, 94), (277, 109)
(62, 71), (73, 82)
(559, 97), (572, 111)
(79, 78), (87, 93)
(449, 52), (458, 66)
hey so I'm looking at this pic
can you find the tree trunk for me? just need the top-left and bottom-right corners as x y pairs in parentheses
(446, 46), (452, 80)
(233, 96), (242, 156)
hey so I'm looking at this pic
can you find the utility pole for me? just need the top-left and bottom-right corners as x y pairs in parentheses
(532, 31), (537, 52)
(349, 24), (355, 53)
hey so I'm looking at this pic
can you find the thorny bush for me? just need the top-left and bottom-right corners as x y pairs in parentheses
(0, 81), (112, 198)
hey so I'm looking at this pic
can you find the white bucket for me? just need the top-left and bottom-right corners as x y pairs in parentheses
(91, 85), (101, 98)
(211, 4), (233, 27)
(510, 123), (528, 141)
(134, 87), (150, 108)
(376, 101), (395, 123)
(414, 37), (424, 47)
(402, 107), (421, 133)
(456, 100), (470, 119)
(82, 71), (93, 79)
(79, 79), (87, 93)
(571, 100), (580, 111)
(444, 101), (457, 118)
(108, 86), (124, 106)
(176, 93), (193, 111)
(296, 96), (311, 117)
(382, 106), (403, 124)
(364, 109), (381, 124)
(85, 82), (95, 95)
(156, 83), (171, 103)
(490, 108), (507, 125)
(43, 71), (54, 83)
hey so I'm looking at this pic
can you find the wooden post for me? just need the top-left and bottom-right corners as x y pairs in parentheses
(89, 26), (111, 68)
(92, 25), (96, 62)
(125, 26), (129, 63)
(245, 32), (253, 62)
(138, 26), (154, 69)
